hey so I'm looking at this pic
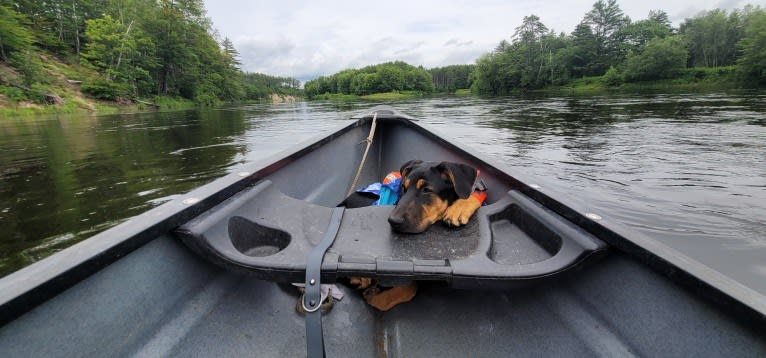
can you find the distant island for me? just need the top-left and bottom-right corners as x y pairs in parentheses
(1, 0), (764, 115)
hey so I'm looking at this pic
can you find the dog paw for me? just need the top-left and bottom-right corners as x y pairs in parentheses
(350, 276), (373, 289)
(442, 197), (481, 226)
(364, 282), (418, 311)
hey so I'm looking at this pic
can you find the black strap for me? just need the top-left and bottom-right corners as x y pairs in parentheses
(304, 207), (344, 358)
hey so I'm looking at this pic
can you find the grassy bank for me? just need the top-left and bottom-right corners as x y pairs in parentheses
(540, 67), (743, 94)
(1, 59), (193, 117)
(0, 94), (196, 118)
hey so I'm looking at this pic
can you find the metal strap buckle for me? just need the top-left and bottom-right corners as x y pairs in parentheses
(302, 290), (329, 313)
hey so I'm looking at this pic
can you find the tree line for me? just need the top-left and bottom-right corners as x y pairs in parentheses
(303, 61), (435, 98)
(430, 64), (474, 92)
(472, 0), (766, 94)
(304, 62), (476, 98)
(0, 0), (299, 105)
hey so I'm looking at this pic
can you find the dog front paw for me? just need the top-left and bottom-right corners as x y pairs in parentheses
(350, 276), (373, 289)
(364, 282), (418, 311)
(442, 197), (481, 227)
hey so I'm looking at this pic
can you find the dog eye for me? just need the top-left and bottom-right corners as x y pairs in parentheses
(421, 187), (433, 194)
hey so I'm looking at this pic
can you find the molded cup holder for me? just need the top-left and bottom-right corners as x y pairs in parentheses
(489, 204), (563, 265)
(228, 216), (291, 257)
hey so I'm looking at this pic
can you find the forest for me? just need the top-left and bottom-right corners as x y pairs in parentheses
(471, 1), (766, 94)
(0, 0), (299, 107)
(2, 0), (765, 109)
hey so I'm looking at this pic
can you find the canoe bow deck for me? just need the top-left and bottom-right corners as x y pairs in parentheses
(0, 106), (764, 357)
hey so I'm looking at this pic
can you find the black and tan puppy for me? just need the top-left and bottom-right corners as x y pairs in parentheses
(388, 160), (483, 233)
(340, 160), (484, 311)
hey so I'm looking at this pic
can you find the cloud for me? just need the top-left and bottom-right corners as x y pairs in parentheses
(234, 37), (296, 73)
(395, 41), (425, 55)
(444, 38), (474, 47)
(405, 20), (458, 33)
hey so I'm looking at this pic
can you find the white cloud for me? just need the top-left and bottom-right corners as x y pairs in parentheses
(204, 0), (763, 82)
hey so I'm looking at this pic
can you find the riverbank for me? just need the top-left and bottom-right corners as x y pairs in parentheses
(1, 56), (301, 118)
(0, 59), (201, 117)
(535, 67), (745, 95)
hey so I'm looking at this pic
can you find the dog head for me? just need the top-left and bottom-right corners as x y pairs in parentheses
(388, 160), (477, 233)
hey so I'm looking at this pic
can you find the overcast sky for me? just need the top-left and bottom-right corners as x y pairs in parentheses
(203, 0), (761, 82)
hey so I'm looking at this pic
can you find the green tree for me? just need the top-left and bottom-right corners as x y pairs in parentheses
(430, 64), (475, 92)
(513, 14), (550, 88)
(219, 37), (244, 101)
(570, 22), (599, 77)
(81, 14), (156, 97)
(602, 66), (622, 86)
(243, 72), (300, 99)
(304, 61), (434, 98)
(617, 10), (673, 54)
(680, 9), (744, 67)
(623, 36), (687, 81)
(648, 9), (671, 28)
(738, 8), (766, 84)
(583, 0), (630, 74)
(0, 4), (35, 62)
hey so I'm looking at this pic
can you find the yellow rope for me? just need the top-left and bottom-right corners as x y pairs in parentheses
(347, 112), (378, 197)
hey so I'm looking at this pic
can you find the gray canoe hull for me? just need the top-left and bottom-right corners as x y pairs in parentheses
(1, 234), (764, 357)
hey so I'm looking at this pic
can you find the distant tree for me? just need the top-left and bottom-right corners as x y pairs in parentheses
(617, 10), (673, 54)
(0, 4), (35, 62)
(680, 9), (744, 67)
(494, 39), (510, 53)
(430, 64), (475, 92)
(303, 61), (434, 98)
(218, 37), (244, 101)
(648, 10), (672, 28)
(624, 37), (687, 81)
(570, 21), (599, 77)
(737, 8), (766, 84)
(602, 66), (622, 86)
(582, 0), (630, 74)
(82, 16), (137, 81)
(513, 15), (550, 87)
(221, 37), (241, 69)
(241, 72), (300, 99)
(81, 15), (158, 98)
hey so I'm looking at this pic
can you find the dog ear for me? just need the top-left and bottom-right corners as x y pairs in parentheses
(399, 160), (423, 178)
(437, 162), (477, 199)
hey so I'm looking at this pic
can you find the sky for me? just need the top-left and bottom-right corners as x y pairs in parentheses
(203, 0), (762, 83)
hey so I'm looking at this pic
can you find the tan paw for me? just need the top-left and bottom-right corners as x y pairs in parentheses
(364, 282), (418, 311)
(442, 197), (481, 227)
(349, 276), (373, 289)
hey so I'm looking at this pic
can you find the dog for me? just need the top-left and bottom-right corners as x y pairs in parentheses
(388, 160), (485, 233)
(340, 160), (486, 311)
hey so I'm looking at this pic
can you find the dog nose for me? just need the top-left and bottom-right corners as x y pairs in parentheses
(388, 215), (405, 229)
(388, 215), (404, 231)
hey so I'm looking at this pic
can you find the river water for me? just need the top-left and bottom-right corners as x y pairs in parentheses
(1, 93), (765, 294)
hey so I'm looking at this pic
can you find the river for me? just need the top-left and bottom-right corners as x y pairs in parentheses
(1, 93), (765, 295)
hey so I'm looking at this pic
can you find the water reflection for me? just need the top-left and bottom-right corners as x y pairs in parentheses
(0, 109), (249, 276)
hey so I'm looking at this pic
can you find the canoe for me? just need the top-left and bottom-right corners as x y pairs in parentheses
(1, 106), (764, 357)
